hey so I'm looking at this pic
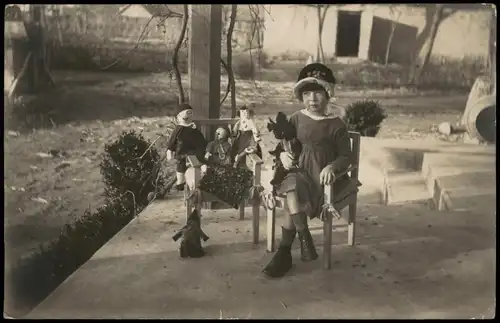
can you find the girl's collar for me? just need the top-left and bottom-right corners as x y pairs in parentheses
(300, 109), (337, 121)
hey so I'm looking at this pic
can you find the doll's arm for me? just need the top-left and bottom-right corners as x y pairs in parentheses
(166, 127), (180, 160)
(204, 141), (214, 160)
(251, 120), (261, 142)
(231, 121), (241, 136)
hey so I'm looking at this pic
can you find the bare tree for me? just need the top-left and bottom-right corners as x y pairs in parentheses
(299, 5), (331, 63)
(409, 4), (459, 84)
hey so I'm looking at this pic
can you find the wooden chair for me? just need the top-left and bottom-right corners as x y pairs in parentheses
(266, 131), (361, 269)
(184, 118), (264, 246)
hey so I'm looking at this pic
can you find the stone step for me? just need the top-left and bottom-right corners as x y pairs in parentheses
(421, 152), (496, 212)
(383, 170), (432, 207)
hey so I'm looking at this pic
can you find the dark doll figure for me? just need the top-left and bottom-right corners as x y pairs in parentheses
(172, 209), (209, 258)
(166, 104), (208, 191)
(267, 112), (302, 194)
(205, 127), (233, 166)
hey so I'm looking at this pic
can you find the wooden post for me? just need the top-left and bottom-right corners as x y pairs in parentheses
(188, 5), (222, 140)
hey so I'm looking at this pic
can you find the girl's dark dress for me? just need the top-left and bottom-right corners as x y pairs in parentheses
(167, 125), (208, 172)
(275, 110), (359, 219)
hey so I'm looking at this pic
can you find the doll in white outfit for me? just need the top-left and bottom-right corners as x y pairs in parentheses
(230, 105), (262, 167)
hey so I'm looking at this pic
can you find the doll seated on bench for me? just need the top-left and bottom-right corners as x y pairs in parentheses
(204, 126), (233, 167)
(166, 104), (208, 191)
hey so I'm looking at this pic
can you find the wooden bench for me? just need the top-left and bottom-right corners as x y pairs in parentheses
(185, 118), (264, 246)
(265, 131), (361, 269)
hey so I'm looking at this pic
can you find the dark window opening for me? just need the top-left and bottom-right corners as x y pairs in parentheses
(336, 10), (362, 57)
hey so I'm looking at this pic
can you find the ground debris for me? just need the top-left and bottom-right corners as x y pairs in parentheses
(35, 152), (53, 158)
(31, 197), (49, 204)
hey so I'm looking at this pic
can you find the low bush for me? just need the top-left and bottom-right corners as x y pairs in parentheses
(100, 130), (165, 209)
(5, 131), (164, 316)
(345, 99), (387, 137)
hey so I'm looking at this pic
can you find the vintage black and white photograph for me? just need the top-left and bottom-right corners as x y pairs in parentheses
(4, 3), (496, 319)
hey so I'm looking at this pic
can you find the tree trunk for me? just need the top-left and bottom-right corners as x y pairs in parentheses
(384, 22), (396, 66)
(316, 5), (328, 63)
(227, 5), (238, 118)
(410, 4), (445, 85)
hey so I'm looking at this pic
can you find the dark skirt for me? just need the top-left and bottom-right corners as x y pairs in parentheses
(276, 170), (360, 219)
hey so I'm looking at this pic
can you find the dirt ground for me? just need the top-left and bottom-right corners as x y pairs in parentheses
(3, 70), (468, 268)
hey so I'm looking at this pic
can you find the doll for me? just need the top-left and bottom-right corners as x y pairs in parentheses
(205, 127), (233, 166)
(230, 105), (263, 168)
(267, 112), (302, 195)
(166, 104), (208, 191)
(172, 209), (209, 258)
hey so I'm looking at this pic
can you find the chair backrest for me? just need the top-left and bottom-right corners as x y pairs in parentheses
(348, 131), (361, 180)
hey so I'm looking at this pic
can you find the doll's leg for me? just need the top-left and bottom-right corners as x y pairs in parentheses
(286, 190), (318, 262)
(175, 158), (188, 190)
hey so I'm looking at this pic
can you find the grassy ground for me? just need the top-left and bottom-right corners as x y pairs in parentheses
(4, 70), (468, 270)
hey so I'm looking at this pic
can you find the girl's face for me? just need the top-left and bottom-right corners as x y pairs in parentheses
(177, 109), (193, 123)
(302, 89), (329, 114)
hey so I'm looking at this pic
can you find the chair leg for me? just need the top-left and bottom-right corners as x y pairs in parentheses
(239, 203), (245, 220)
(266, 207), (276, 253)
(348, 197), (357, 247)
(323, 211), (333, 270)
(252, 200), (260, 245)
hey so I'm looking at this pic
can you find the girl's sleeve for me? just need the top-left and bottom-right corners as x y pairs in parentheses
(330, 121), (352, 172)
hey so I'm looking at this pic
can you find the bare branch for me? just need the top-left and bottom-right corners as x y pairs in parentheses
(226, 4), (237, 116)
(172, 4), (189, 104)
(220, 58), (231, 105)
(100, 16), (155, 70)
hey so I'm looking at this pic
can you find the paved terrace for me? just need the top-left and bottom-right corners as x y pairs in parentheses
(26, 139), (496, 319)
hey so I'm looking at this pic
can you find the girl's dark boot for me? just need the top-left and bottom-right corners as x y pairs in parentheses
(262, 226), (296, 278)
(291, 212), (318, 262)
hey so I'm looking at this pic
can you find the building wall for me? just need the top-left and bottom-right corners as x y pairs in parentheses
(262, 4), (491, 61)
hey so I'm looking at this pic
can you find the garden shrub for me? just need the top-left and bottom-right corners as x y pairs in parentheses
(6, 131), (165, 316)
(100, 130), (165, 209)
(6, 196), (136, 313)
(345, 99), (387, 137)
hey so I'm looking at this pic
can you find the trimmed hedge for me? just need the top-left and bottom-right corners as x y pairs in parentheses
(5, 130), (165, 317)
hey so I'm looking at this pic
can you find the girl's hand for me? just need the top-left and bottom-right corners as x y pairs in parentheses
(279, 151), (295, 170)
(320, 164), (336, 185)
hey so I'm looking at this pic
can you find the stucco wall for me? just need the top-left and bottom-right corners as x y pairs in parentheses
(262, 4), (491, 61)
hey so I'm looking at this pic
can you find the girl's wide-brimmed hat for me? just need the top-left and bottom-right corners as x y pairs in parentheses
(293, 63), (336, 101)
